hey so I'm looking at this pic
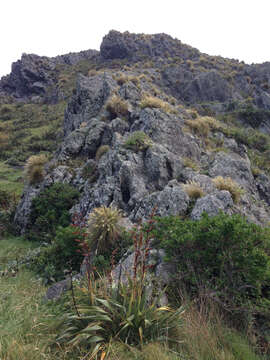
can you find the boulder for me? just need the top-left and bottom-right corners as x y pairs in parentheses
(191, 190), (234, 220)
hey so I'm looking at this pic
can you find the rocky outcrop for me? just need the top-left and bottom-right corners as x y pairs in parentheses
(100, 30), (199, 61)
(13, 30), (270, 233)
(191, 190), (234, 220)
(0, 50), (97, 101)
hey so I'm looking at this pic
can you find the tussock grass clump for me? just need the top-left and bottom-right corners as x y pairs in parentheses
(24, 154), (47, 185)
(115, 74), (140, 87)
(182, 157), (199, 171)
(183, 181), (205, 199)
(106, 95), (129, 119)
(95, 145), (110, 161)
(124, 131), (152, 151)
(186, 117), (210, 137)
(186, 116), (224, 138)
(140, 94), (174, 113)
(212, 176), (244, 203)
(87, 206), (123, 255)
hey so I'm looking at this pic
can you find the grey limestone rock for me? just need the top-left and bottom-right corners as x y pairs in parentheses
(131, 181), (189, 221)
(191, 190), (234, 220)
(63, 73), (116, 136)
(256, 173), (270, 206)
(14, 185), (41, 234)
(209, 152), (256, 194)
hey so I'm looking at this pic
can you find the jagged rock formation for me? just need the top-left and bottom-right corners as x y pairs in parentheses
(0, 50), (98, 102)
(9, 30), (270, 232)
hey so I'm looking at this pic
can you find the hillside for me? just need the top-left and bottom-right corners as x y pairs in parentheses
(0, 30), (270, 359)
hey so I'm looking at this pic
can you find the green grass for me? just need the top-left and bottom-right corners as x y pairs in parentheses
(0, 236), (266, 360)
(0, 237), (36, 269)
(0, 162), (24, 196)
(0, 101), (66, 165)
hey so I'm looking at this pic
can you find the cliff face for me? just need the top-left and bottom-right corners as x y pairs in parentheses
(5, 30), (269, 232)
(0, 49), (98, 102)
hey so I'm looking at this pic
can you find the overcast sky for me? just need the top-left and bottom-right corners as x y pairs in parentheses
(1, 0), (270, 77)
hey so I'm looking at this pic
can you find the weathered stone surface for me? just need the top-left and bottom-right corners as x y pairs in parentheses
(14, 186), (41, 234)
(131, 181), (189, 221)
(100, 30), (199, 61)
(256, 173), (270, 206)
(191, 190), (234, 220)
(131, 108), (201, 159)
(209, 152), (256, 194)
(13, 30), (270, 234)
(0, 50), (97, 101)
(63, 73), (116, 136)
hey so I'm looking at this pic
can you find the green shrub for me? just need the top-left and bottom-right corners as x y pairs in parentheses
(124, 131), (152, 151)
(152, 213), (270, 315)
(28, 183), (80, 242)
(31, 225), (85, 283)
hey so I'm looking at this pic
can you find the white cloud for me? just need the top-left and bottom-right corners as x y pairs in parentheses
(1, 0), (270, 77)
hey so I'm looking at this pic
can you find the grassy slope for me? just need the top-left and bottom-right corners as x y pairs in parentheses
(0, 237), (265, 360)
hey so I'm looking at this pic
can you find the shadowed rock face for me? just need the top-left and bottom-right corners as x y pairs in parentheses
(100, 30), (199, 61)
(0, 50), (98, 101)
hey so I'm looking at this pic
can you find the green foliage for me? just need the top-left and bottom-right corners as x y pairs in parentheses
(152, 213), (270, 314)
(124, 131), (152, 151)
(54, 217), (184, 358)
(0, 101), (65, 165)
(87, 206), (131, 270)
(0, 190), (19, 237)
(28, 183), (80, 242)
(31, 225), (85, 283)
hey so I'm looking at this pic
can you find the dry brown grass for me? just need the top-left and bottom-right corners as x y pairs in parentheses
(186, 117), (210, 137)
(106, 95), (129, 119)
(24, 154), (47, 185)
(182, 157), (199, 171)
(95, 145), (110, 161)
(0, 133), (9, 151)
(212, 176), (244, 204)
(183, 181), (205, 199)
(140, 94), (175, 114)
(186, 116), (224, 138)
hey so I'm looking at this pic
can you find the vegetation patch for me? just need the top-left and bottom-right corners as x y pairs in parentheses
(124, 131), (152, 151)
(95, 145), (110, 161)
(28, 182), (80, 242)
(212, 176), (244, 204)
(24, 154), (47, 185)
(183, 181), (205, 199)
(140, 94), (174, 113)
(106, 94), (129, 119)
(152, 213), (270, 325)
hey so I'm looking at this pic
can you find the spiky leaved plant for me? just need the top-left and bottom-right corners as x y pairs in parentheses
(87, 206), (123, 255)
(54, 211), (185, 359)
